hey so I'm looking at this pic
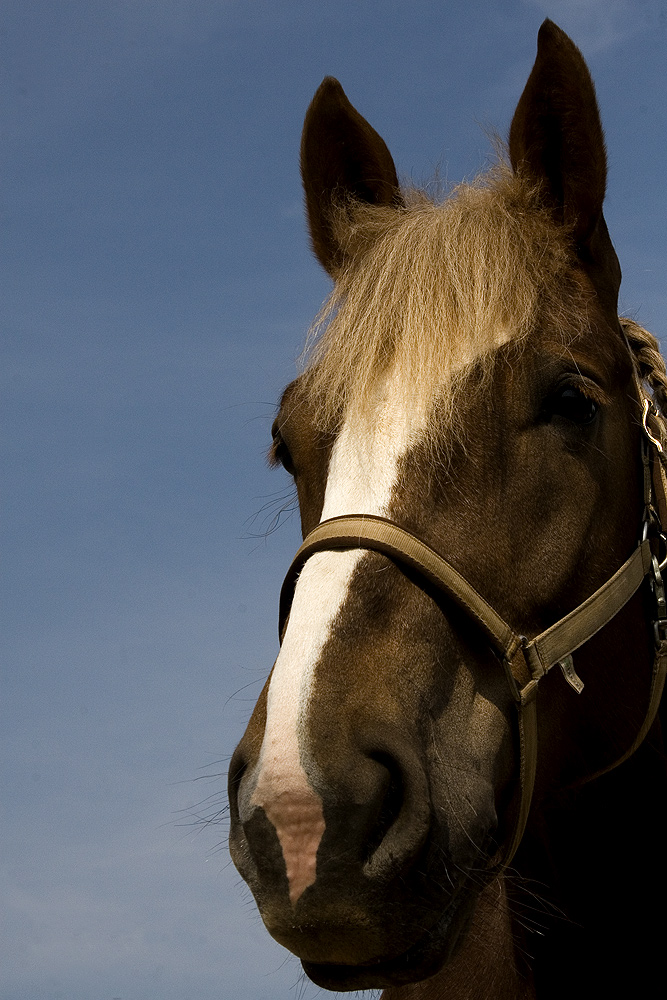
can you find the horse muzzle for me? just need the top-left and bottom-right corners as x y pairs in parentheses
(228, 727), (498, 987)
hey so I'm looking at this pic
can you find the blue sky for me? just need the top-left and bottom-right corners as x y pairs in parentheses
(3, 2), (666, 999)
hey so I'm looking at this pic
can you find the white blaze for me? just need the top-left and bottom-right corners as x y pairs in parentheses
(251, 331), (514, 903)
(250, 376), (429, 904)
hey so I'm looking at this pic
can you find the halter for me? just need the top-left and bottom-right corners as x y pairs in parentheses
(278, 384), (667, 869)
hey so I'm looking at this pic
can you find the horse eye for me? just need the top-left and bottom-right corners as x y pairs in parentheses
(270, 430), (295, 475)
(547, 386), (599, 426)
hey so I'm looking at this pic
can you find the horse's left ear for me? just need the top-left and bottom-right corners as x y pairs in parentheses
(301, 77), (404, 277)
(509, 20), (621, 305)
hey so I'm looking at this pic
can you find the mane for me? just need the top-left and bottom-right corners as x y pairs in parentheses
(299, 164), (590, 435)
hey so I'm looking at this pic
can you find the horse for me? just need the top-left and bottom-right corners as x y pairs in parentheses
(228, 20), (667, 999)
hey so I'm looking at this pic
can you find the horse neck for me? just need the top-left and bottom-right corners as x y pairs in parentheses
(380, 877), (536, 1000)
(380, 708), (667, 1000)
(521, 722), (667, 998)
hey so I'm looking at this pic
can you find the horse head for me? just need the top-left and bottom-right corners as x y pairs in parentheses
(228, 20), (665, 994)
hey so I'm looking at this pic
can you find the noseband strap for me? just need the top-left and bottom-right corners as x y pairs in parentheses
(281, 516), (518, 660)
(280, 516), (652, 693)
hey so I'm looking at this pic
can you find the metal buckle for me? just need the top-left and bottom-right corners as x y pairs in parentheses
(659, 534), (667, 574)
(654, 620), (667, 648)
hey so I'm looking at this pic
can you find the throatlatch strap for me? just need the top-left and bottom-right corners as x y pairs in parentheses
(588, 641), (667, 784)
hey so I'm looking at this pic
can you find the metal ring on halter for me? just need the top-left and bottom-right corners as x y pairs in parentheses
(658, 534), (667, 574)
(642, 397), (664, 453)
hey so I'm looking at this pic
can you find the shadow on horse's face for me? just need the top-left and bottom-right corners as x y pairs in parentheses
(228, 21), (654, 993)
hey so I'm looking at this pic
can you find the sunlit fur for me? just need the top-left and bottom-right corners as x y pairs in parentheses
(301, 165), (589, 438)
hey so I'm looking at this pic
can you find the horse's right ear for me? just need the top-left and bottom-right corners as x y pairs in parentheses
(300, 78), (403, 276)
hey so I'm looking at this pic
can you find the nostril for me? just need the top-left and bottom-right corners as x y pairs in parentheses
(362, 753), (404, 864)
(227, 746), (248, 824)
(361, 745), (432, 880)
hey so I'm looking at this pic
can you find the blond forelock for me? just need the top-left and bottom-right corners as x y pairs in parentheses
(299, 165), (587, 437)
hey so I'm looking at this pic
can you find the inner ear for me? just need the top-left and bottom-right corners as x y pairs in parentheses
(508, 19), (606, 249)
(300, 77), (404, 276)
